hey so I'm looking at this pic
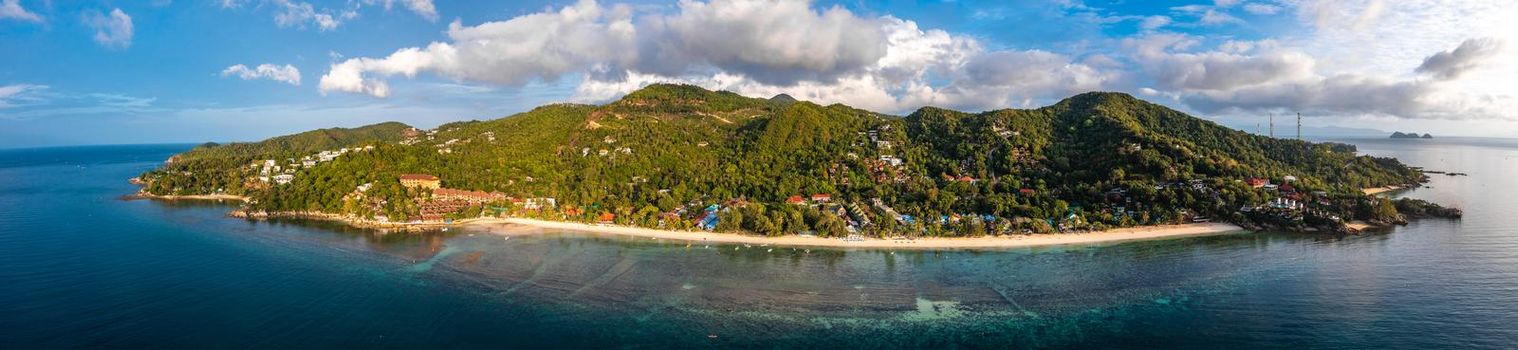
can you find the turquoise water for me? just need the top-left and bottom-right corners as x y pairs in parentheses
(1, 141), (1516, 348)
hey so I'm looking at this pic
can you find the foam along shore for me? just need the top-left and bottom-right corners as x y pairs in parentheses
(472, 218), (1246, 250)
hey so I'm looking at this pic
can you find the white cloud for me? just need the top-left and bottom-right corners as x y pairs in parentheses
(1416, 37), (1504, 80)
(1140, 15), (1171, 30)
(313, 0), (1516, 124)
(272, 0), (351, 31)
(639, 0), (889, 85)
(320, 0), (635, 97)
(322, 0), (1114, 113)
(83, 8), (133, 49)
(401, 0), (437, 21)
(0, 84), (48, 109)
(1128, 31), (1517, 121)
(222, 64), (303, 86)
(357, 0), (438, 21)
(1243, 3), (1282, 15)
(0, 0), (41, 22)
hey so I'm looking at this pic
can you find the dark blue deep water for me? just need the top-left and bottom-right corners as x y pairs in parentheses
(2, 140), (1516, 349)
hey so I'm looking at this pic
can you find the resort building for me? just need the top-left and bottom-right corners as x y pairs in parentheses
(399, 174), (441, 190)
(432, 188), (507, 204)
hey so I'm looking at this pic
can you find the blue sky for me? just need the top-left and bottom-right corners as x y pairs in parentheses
(2, 0), (1515, 148)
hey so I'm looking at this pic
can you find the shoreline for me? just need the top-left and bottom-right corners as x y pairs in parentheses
(469, 218), (1247, 250)
(131, 192), (251, 202)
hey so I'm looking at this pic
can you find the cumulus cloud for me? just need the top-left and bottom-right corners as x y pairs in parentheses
(0, 0), (42, 22)
(320, 0), (1115, 113)
(1130, 32), (1516, 121)
(935, 50), (1116, 108)
(1126, 34), (1315, 91)
(639, 0), (889, 85)
(1416, 37), (1504, 80)
(222, 64), (303, 86)
(83, 8), (133, 49)
(320, 0), (635, 97)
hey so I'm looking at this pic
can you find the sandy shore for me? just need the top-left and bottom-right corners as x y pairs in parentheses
(470, 218), (1246, 250)
(1362, 186), (1404, 195)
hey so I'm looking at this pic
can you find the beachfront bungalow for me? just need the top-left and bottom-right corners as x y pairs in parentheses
(598, 213), (616, 224)
(399, 174), (441, 190)
(696, 204), (721, 230)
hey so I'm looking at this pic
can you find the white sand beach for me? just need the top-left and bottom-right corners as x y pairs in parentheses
(468, 218), (1246, 250)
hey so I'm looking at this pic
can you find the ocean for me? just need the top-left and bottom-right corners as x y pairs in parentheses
(1, 139), (1515, 348)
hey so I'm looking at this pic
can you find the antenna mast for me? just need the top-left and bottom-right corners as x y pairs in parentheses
(1296, 112), (1302, 140)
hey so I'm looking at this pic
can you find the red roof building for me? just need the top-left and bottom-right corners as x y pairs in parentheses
(1246, 177), (1268, 188)
(786, 195), (806, 204)
(598, 212), (616, 223)
(810, 193), (832, 202)
(432, 188), (506, 203)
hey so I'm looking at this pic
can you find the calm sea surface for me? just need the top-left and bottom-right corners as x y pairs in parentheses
(1, 140), (1516, 349)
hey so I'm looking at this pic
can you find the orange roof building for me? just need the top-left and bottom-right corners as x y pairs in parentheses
(399, 174), (441, 190)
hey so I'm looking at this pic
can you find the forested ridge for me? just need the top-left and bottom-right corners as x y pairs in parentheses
(138, 84), (1440, 236)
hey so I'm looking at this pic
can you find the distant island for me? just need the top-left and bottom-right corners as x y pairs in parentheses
(1390, 132), (1433, 139)
(132, 84), (1459, 243)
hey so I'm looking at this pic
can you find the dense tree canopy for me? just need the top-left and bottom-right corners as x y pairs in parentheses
(139, 84), (1428, 236)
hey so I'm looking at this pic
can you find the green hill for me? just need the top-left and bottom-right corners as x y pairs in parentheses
(137, 84), (1439, 236)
